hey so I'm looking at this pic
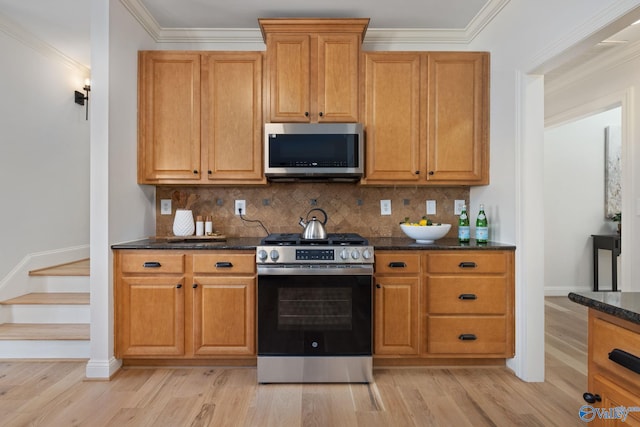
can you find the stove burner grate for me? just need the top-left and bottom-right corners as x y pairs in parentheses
(261, 233), (368, 246)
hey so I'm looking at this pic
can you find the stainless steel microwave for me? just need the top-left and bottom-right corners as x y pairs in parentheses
(264, 123), (364, 182)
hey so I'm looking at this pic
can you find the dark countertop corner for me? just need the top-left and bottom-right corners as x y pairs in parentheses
(568, 291), (640, 325)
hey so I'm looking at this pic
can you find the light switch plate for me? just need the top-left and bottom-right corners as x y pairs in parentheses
(454, 200), (466, 215)
(380, 200), (392, 216)
(160, 199), (172, 215)
(426, 200), (436, 215)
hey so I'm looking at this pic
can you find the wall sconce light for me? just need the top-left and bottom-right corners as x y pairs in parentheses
(74, 80), (91, 120)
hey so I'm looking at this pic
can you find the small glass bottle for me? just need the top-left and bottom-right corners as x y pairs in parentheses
(475, 204), (488, 244)
(458, 204), (470, 243)
(205, 215), (213, 235)
(195, 215), (204, 236)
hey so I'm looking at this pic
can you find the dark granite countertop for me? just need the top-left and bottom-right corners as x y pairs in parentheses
(112, 236), (515, 251)
(569, 291), (640, 325)
(368, 237), (515, 251)
(111, 237), (263, 250)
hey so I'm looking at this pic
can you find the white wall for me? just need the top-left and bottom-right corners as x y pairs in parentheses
(466, 0), (640, 380)
(0, 26), (90, 285)
(544, 108), (621, 295)
(86, 0), (156, 378)
(545, 42), (640, 293)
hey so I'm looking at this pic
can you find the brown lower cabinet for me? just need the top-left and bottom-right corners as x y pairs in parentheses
(374, 250), (515, 361)
(114, 250), (255, 360)
(583, 310), (640, 426)
(114, 248), (514, 364)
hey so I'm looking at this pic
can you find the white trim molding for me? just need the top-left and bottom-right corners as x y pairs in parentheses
(0, 12), (90, 75)
(119, 0), (510, 46)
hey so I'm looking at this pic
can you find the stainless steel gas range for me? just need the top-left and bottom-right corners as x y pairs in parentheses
(256, 233), (374, 383)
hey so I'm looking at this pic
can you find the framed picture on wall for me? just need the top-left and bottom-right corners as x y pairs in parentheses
(605, 125), (621, 219)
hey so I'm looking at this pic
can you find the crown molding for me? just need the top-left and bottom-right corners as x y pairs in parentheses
(545, 38), (640, 96)
(0, 12), (90, 75)
(120, 0), (509, 46)
(526, 0), (640, 74)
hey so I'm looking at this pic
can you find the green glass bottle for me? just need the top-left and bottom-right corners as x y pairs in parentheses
(458, 204), (470, 243)
(475, 204), (488, 244)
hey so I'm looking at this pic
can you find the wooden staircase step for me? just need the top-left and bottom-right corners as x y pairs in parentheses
(0, 323), (89, 340)
(0, 293), (89, 305)
(29, 259), (90, 277)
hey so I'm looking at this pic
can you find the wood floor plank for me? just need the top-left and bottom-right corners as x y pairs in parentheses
(0, 296), (589, 426)
(1, 292), (89, 305)
(29, 259), (90, 276)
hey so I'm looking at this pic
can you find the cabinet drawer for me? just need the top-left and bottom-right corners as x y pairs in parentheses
(427, 252), (507, 274)
(427, 277), (507, 314)
(428, 316), (507, 354)
(120, 253), (185, 274)
(375, 253), (421, 274)
(192, 253), (256, 274)
(592, 314), (640, 383)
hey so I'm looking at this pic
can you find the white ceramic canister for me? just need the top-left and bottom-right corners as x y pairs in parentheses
(173, 209), (195, 236)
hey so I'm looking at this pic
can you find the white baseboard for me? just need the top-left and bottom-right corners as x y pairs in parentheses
(0, 340), (89, 359)
(0, 245), (89, 302)
(85, 356), (122, 379)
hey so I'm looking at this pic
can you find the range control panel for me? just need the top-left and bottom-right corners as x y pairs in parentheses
(256, 246), (374, 264)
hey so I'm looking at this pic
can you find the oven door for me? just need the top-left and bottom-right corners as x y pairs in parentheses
(257, 265), (372, 356)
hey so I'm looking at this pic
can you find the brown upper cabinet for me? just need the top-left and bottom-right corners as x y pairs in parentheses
(259, 18), (369, 123)
(361, 51), (490, 186)
(138, 51), (265, 185)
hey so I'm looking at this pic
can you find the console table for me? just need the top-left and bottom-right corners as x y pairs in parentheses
(591, 234), (621, 291)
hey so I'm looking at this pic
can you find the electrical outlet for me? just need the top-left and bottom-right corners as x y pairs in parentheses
(454, 200), (466, 215)
(160, 199), (172, 215)
(426, 200), (436, 215)
(380, 200), (392, 216)
(234, 200), (246, 215)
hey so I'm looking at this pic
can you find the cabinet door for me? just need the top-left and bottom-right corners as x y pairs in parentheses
(426, 52), (489, 184)
(589, 375), (640, 426)
(192, 277), (255, 356)
(362, 53), (424, 183)
(316, 34), (359, 122)
(374, 276), (420, 355)
(267, 34), (310, 122)
(117, 277), (185, 357)
(201, 52), (265, 183)
(138, 52), (201, 183)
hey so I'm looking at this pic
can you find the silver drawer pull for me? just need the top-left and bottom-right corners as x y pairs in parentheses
(458, 334), (477, 341)
(143, 261), (161, 268)
(458, 294), (477, 300)
(458, 262), (477, 268)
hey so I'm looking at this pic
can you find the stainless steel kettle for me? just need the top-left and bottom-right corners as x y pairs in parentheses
(299, 208), (328, 240)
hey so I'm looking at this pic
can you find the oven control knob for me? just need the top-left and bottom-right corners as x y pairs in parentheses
(340, 249), (350, 260)
(257, 249), (268, 261)
(362, 249), (373, 260)
(351, 250), (360, 260)
(269, 249), (280, 261)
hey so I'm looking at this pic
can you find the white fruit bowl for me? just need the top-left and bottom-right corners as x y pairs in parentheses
(400, 223), (452, 244)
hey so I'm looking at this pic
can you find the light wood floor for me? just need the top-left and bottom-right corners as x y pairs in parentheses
(0, 297), (587, 426)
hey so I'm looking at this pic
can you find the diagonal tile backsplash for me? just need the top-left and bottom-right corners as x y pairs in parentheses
(156, 184), (469, 239)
